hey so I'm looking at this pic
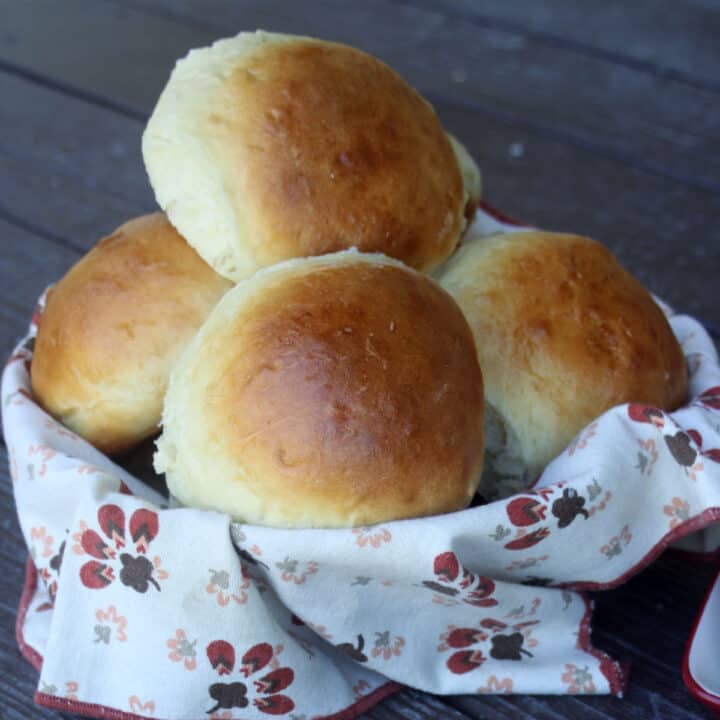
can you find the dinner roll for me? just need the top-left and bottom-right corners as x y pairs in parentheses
(155, 251), (485, 527)
(143, 30), (479, 282)
(437, 230), (687, 498)
(31, 213), (232, 454)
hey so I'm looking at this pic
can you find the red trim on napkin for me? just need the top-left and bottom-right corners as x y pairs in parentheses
(577, 595), (629, 697)
(16, 557), (42, 672)
(18, 555), (402, 720)
(476, 199), (524, 226)
(560, 508), (720, 592)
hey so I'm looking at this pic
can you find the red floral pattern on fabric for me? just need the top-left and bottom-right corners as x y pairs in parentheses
(77, 505), (164, 593)
(421, 552), (498, 607)
(438, 616), (539, 675)
(205, 641), (296, 715)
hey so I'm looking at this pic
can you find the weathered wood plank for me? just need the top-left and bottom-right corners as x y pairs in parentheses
(369, 688), (478, 719)
(0, 68), (154, 224)
(0, 152), (152, 252)
(128, 0), (719, 190)
(0, 219), (79, 361)
(1, 0), (719, 189)
(413, 0), (720, 91)
(2, 62), (719, 330)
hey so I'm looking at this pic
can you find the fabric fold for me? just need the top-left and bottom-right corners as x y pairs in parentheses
(4, 207), (719, 719)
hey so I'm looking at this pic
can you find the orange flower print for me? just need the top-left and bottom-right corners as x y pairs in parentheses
(566, 422), (598, 455)
(586, 490), (612, 518)
(30, 526), (54, 559)
(370, 631), (405, 660)
(600, 525), (632, 559)
(153, 556), (169, 581)
(128, 696), (155, 715)
(95, 606), (127, 643)
(206, 568), (250, 606)
(28, 444), (56, 477)
(636, 438), (658, 476)
(478, 675), (513, 693)
(72, 521), (89, 554)
(663, 497), (690, 529)
(77, 464), (100, 475)
(39, 681), (81, 701)
(352, 527), (392, 548)
(275, 557), (319, 584)
(561, 663), (596, 693)
(167, 629), (197, 671)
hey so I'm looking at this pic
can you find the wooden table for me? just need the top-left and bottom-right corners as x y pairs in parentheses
(1, 2), (718, 718)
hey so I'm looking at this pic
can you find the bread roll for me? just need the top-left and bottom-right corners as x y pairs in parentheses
(437, 230), (688, 497)
(155, 251), (485, 527)
(31, 213), (232, 454)
(143, 31), (479, 282)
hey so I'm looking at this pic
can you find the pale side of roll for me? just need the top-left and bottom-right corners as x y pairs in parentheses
(437, 230), (688, 498)
(155, 250), (485, 527)
(143, 30), (480, 282)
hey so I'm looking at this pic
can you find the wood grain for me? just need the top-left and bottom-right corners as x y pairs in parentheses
(1, 54), (718, 327)
(2, 0), (720, 189)
(413, 0), (720, 91)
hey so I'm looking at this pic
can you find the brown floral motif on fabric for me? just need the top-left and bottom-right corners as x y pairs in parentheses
(439, 617), (538, 675)
(628, 402), (719, 467)
(335, 635), (368, 662)
(500, 482), (592, 551)
(421, 552), (498, 608)
(206, 641), (295, 715)
(77, 504), (164, 593)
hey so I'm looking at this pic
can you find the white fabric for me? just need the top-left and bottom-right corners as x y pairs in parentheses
(3, 209), (720, 718)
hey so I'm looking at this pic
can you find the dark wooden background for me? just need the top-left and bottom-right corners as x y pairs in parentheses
(1, 1), (719, 718)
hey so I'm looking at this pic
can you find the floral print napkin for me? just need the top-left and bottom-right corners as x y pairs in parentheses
(3, 207), (720, 719)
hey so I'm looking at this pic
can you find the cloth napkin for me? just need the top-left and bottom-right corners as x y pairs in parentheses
(4, 206), (720, 720)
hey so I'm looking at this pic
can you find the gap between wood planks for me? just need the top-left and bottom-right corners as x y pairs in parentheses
(2, 63), (720, 336)
(1, 1), (719, 332)
(0, 204), (84, 252)
(3, 0), (720, 194)
(2, 51), (718, 196)
(98, 0), (720, 95)
(4, 43), (718, 199)
(393, 0), (720, 94)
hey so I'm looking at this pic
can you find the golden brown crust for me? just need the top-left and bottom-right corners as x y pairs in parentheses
(439, 231), (688, 473)
(31, 213), (232, 454)
(230, 41), (463, 270)
(157, 252), (484, 527)
(144, 33), (465, 280)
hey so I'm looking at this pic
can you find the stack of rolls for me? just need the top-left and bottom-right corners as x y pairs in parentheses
(30, 30), (688, 528)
